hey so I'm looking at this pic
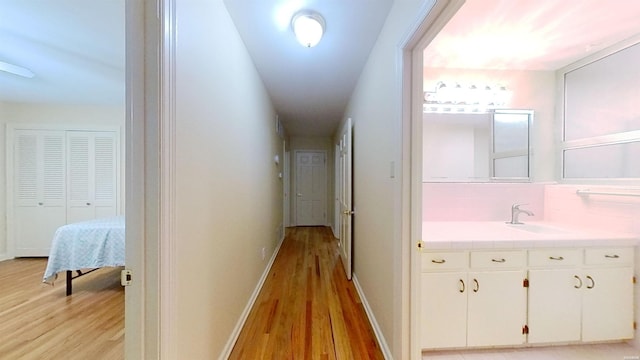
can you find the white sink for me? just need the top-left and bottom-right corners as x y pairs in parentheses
(507, 223), (567, 234)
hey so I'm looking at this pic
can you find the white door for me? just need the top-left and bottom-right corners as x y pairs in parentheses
(295, 151), (326, 226)
(339, 118), (353, 280)
(67, 131), (119, 223)
(13, 129), (67, 256)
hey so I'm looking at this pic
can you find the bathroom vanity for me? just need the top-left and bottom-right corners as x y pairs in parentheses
(420, 221), (637, 350)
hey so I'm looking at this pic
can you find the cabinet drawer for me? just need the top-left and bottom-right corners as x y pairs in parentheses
(585, 247), (634, 266)
(470, 250), (526, 269)
(422, 252), (468, 271)
(529, 249), (582, 267)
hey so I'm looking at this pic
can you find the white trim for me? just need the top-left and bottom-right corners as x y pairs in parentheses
(352, 274), (393, 359)
(0, 254), (11, 262)
(400, 1), (465, 359)
(159, 0), (178, 358)
(219, 233), (287, 360)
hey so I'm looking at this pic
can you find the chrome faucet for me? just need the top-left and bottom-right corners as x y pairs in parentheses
(508, 204), (534, 224)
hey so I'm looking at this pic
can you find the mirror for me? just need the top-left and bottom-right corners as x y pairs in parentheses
(422, 109), (532, 182)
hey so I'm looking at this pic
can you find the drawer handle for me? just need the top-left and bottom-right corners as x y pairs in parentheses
(431, 259), (446, 264)
(459, 279), (465, 293)
(605, 254), (620, 259)
(473, 278), (479, 293)
(549, 256), (564, 261)
(491, 258), (506, 263)
(574, 275), (582, 289)
(586, 275), (595, 289)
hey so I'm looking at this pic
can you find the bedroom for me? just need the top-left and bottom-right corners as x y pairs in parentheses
(0, 0), (126, 357)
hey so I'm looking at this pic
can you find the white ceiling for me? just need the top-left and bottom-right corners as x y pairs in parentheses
(0, 0), (125, 106)
(223, 0), (394, 136)
(425, 0), (640, 70)
(2, 1), (640, 137)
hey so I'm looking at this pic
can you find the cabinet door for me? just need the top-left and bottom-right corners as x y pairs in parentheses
(13, 130), (67, 256)
(67, 131), (118, 223)
(582, 267), (634, 342)
(421, 272), (467, 349)
(467, 270), (527, 347)
(528, 269), (582, 343)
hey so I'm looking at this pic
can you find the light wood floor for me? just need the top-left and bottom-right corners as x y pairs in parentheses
(229, 226), (385, 360)
(0, 258), (123, 360)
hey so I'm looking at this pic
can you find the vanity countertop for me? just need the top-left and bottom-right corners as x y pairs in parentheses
(422, 221), (638, 250)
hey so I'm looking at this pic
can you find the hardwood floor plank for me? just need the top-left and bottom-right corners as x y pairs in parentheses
(0, 258), (123, 359)
(229, 226), (384, 360)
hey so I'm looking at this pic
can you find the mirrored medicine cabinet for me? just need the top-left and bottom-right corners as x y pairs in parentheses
(422, 109), (533, 182)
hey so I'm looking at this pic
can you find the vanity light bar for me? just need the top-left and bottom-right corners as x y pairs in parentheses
(423, 81), (511, 113)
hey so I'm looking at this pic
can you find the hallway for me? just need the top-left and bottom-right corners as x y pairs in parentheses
(229, 226), (384, 359)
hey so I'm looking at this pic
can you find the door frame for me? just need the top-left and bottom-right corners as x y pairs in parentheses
(402, 0), (465, 358)
(292, 150), (328, 226)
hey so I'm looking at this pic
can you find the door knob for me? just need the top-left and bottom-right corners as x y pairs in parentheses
(297, 193), (302, 197)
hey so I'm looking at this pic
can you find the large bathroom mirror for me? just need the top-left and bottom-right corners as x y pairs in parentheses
(423, 109), (532, 182)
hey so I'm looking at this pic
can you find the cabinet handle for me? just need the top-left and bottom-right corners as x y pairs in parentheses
(549, 256), (564, 261)
(459, 279), (465, 293)
(473, 278), (479, 293)
(491, 258), (506, 263)
(574, 275), (582, 289)
(605, 254), (620, 259)
(86, 202), (91, 206)
(431, 259), (446, 264)
(586, 275), (595, 289)
(38, 202), (44, 206)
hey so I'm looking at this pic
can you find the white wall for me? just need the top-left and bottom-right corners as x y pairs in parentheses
(424, 69), (557, 182)
(340, 0), (430, 358)
(171, 0), (282, 357)
(0, 101), (124, 260)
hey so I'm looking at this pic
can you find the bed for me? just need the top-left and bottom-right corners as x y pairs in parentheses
(42, 216), (125, 295)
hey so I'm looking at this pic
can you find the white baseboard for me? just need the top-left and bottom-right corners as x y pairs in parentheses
(0, 253), (11, 262)
(353, 274), (393, 360)
(218, 233), (286, 360)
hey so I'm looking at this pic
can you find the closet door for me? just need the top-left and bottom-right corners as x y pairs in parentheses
(66, 131), (119, 223)
(13, 130), (67, 256)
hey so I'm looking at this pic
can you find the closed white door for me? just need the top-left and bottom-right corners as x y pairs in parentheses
(295, 151), (326, 226)
(67, 131), (119, 223)
(338, 118), (353, 279)
(13, 130), (67, 256)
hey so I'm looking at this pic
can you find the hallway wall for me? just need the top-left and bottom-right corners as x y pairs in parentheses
(171, 0), (282, 357)
(341, 0), (435, 358)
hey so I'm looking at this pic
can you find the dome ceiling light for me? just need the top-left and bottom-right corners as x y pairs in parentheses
(291, 11), (325, 48)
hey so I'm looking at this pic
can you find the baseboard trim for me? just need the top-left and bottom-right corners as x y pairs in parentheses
(352, 274), (393, 359)
(0, 253), (11, 262)
(218, 233), (286, 360)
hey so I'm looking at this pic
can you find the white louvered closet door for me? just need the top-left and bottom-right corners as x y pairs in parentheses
(14, 130), (67, 256)
(66, 131), (118, 223)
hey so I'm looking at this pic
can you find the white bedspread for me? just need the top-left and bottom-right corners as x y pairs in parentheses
(43, 216), (125, 284)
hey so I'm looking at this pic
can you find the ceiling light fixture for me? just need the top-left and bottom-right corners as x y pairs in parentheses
(0, 60), (35, 78)
(292, 11), (325, 48)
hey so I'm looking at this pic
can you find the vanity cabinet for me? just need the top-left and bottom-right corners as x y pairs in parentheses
(528, 247), (634, 343)
(421, 250), (527, 349)
(581, 247), (634, 342)
(527, 248), (583, 343)
(422, 246), (635, 350)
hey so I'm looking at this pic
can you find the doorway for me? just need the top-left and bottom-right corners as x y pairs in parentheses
(294, 150), (327, 226)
